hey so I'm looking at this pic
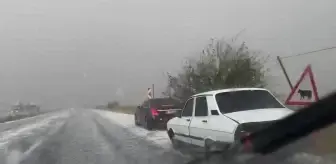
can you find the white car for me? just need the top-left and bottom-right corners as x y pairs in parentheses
(166, 88), (293, 154)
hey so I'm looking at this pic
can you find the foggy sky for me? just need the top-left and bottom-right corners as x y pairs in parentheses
(0, 0), (335, 110)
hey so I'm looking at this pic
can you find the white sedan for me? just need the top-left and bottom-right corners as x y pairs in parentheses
(166, 88), (293, 154)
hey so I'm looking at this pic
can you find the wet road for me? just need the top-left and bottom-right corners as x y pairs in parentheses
(0, 109), (189, 164)
(0, 109), (332, 164)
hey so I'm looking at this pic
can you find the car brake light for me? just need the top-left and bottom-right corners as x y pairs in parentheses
(151, 108), (159, 116)
(242, 132), (250, 137)
(242, 133), (252, 151)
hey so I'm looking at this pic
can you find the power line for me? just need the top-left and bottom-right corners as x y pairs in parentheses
(281, 46), (336, 59)
(232, 28), (246, 42)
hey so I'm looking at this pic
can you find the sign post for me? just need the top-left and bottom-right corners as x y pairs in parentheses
(147, 88), (153, 100)
(277, 56), (294, 90)
(285, 64), (319, 106)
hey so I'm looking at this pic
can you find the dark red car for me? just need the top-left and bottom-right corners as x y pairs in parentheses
(134, 98), (182, 130)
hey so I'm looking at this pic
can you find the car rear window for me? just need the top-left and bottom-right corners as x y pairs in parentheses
(150, 98), (182, 109)
(215, 90), (284, 114)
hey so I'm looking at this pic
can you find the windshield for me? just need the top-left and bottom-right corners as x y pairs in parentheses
(0, 0), (335, 164)
(216, 90), (285, 113)
(248, 123), (336, 164)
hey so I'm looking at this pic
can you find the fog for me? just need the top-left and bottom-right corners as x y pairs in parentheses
(0, 0), (335, 110)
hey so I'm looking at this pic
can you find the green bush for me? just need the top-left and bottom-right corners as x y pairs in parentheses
(163, 38), (269, 101)
(112, 106), (137, 114)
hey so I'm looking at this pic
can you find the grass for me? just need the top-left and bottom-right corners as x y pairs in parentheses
(101, 106), (137, 115)
(113, 106), (137, 114)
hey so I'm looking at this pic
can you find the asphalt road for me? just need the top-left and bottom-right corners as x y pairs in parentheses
(1, 109), (190, 164)
(0, 109), (332, 164)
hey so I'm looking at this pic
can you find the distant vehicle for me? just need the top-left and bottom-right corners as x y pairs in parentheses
(10, 102), (40, 117)
(166, 88), (293, 155)
(134, 98), (182, 130)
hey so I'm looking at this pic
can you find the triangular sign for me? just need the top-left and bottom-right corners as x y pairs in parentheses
(285, 65), (319, 106)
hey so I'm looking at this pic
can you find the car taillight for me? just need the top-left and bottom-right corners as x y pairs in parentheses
(241, 133), (252, 151)
(242, 132), (250, 137)
(151, 108), (159, 117)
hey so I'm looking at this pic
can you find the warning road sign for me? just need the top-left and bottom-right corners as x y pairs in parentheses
(285, 65), (319, 106)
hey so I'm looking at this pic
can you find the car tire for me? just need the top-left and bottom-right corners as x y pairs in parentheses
(168, 129), (181, 149)
(204, 139), (216, 160)
(204, 141), (211, 160)
(145, 116), (153, 130)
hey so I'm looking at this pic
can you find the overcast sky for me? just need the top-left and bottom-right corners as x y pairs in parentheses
(0, 0), (335, 110)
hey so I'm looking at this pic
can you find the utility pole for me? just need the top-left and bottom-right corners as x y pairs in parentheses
(277, 56), (293, 90)
(167, 74), (172, 97)
(152, 84), (155, 99)
(168, 87), (171, 98)
(232, 28), (246, 42)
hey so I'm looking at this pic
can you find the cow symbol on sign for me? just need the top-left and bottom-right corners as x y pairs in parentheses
(285, 65), (319, 106)
(298, 89), (312, 100)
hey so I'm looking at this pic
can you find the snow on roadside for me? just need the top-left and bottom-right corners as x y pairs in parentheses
(94, 110), (172, 149)
(0, 110), (70, 148)
(0, 109), (71, 132)
(95, 110), (336, 164)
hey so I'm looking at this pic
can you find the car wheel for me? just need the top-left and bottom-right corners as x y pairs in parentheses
(167, 129), (178, 144)
(204, 139), (215, 160)
(204, 142), (210, 160)
(145, 116), (153, 130)
(167, 129), (181, 150)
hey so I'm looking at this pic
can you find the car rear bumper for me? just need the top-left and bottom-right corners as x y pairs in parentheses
(151, 116), (175, 128)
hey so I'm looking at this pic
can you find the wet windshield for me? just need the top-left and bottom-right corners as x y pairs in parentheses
(0, 0), (335, 164)
(245, 123), (336, 164)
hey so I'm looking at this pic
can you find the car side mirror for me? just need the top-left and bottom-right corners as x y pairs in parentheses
(211, 110), (219, 115)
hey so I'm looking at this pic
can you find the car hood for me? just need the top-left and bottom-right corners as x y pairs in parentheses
(223, 108), (293, 124)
